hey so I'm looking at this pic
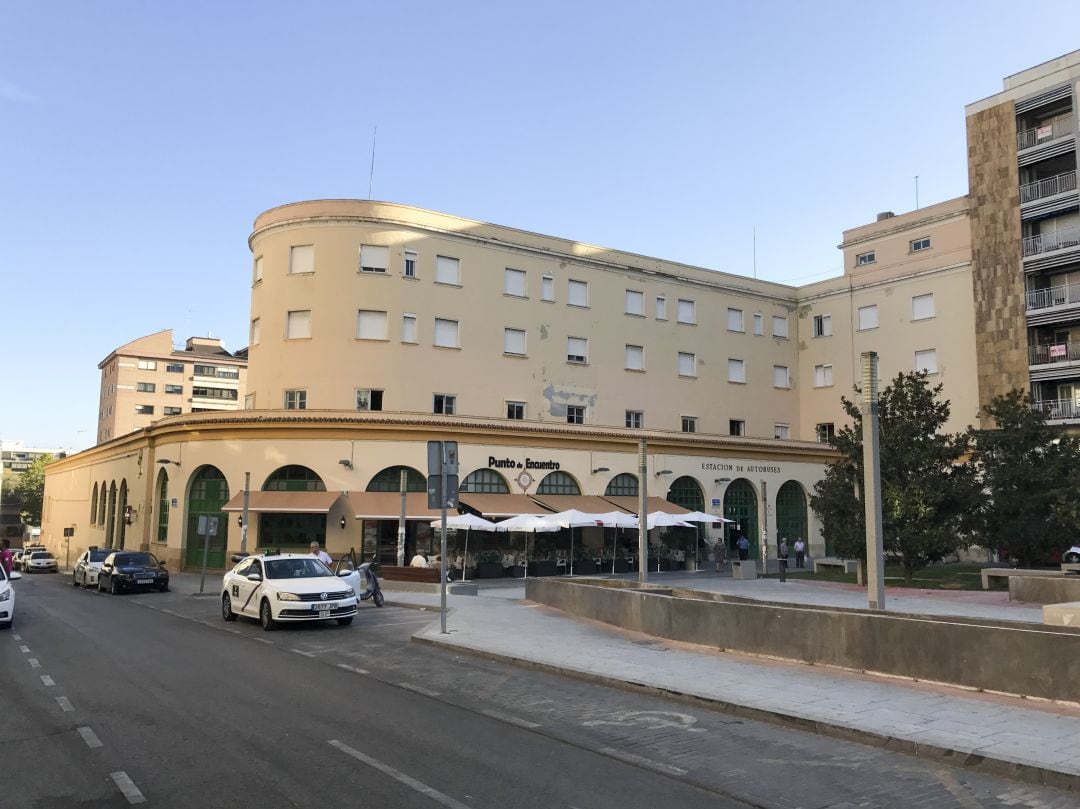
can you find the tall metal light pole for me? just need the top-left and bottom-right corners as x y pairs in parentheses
(861, 352), (886, 610)
(637, 438), (648, 585)
(397, 468), (407, 566)
(240, 472), (250, 553)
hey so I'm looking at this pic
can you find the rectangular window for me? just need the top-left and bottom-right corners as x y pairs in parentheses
(773, 365), (790, 389)
(858, 304), (878, 331)
(506, 401), (525, 420)
(434, 318), (459, 348)
(356, 389), (384, 411)
(678, 352), (696, 377)
(912, 293), (935, 320)
(816, 423), (835, 443)
(359, 244), (389, 273)
(915, 348), (938, 374)
(814, 364), (834, 387)
(681, 416), (697, 433)
(164, 384), (183, 395)
(656, 295), (667, 320)
(136, 382), (156, 393)
(357, 309), (388, 340)
(625, 290), (644, 316)
(504, 268), (527, 297)
(625, 410), (644, 429)
(284, 389), (307, 410)
(166, 362), (183, 373)
(568, 279), (588, 307)
(433, 393), (456, 415)
(504, 328), (527, 355)
(404, 250), (418, 278)
(137, 359), (157, 370)
(566, 405), (585, 425)
(290, 244), (314, 274)
(251, 318), (260, 345)
(729, 419), (745, 436)
(774, 423), (790, 440)
(435, 255), (460, 285)
(192, 387), (238, 400)
(813, 314), (832, 338)
(567, 336), (588, 363)
(911, 237), (931, 252)
(244, 394), (254, 410)
(678, 299), (697, 324)
(286, 309), (311, 339)
(541, 275), (554, 301)
(728, 358), (745, 383)
(625, 344), (644, 371)
(726, 307), (743, 332)
(856, 250), (875, 266)
(135, 404), (155, 415)
(753, 313), (763, 336)
(402, 313), (417, 343)
(164, 406), (182, 416)
(772, 316), (788, 338)
(254, 256), (264, 282)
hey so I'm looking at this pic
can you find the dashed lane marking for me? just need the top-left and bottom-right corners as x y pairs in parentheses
(329, 740), (472, 809)
(19, 644), (29, 653)
(12, 633), (21, 640)
(109, 771), (146, 804)
(336, 663), (370, 675)
(481, 709), (541, 729)
(28, 658), (41, 669)
(598, 747), (687, 777)
(399, 682), (440, 698)
(290, 648), (316, 658)
(40, 675), (55, 686)
(56, 696), (74, 712)
(77, 726), (103, 748)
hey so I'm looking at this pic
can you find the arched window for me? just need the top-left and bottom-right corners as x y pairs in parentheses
(666, 476), (704, 512)
(460, 469), (510, 493)
(105, 482), (117, 548)
(604, 473), (638, 497)
(117, 480), (129, 550)
(90, 483), (98, 524)
(366, 466), (426, 492)
(263, 465), (326, 492)
(98, 481), (107, 525)
(156, 470), (170, 543)
(537, 471), (581, 495)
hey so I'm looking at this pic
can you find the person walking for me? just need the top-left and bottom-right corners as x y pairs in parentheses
(0, 539), (12, 576)
(736, 533), (750, 561)
(794, 537), (806, 569)
(713, 538), (726, 572)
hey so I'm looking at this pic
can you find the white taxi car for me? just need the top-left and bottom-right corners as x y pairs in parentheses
(24, 551), (58, 574)
(1, 566), (22, 629)
(221, 553), (358, 631)
(72, 547), (112, 588)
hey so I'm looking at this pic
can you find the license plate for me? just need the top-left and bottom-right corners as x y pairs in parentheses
(137, 578), (153, 584)
(311, 602), (336, 612)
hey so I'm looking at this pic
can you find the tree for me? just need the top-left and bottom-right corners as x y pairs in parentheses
(810, 372), (981, 581)
(14, 454), (54, 526)
(970, 390), (1080, 567)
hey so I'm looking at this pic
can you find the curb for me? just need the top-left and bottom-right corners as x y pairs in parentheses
(412, 633), (1078, 793)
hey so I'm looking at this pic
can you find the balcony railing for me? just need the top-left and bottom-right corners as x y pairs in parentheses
(1035, 398), (1080, 421)
(1029, 341), (1080, 365)
(1026, 281), (1080, 310)
(1017, 114), (1074, 151)
(1019, 169), (1077, 204)
(1022, 224), (1080, 257)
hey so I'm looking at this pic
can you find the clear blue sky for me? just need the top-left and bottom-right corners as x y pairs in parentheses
(4, 1), (1080, 450)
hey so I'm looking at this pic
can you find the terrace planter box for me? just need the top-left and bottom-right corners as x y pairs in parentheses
(612, 559), (629, 574)
(475, 562), (506, 579)
(571, 560), (598, 575)
(532, 560), (559, 577)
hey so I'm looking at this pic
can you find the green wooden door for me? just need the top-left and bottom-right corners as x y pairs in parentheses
(775, 481), (808, 551)
(723, 479), (758, 558)
(185, 466), (230, 569)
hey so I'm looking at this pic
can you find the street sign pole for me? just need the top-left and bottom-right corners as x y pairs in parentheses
(198, 516), (217, 596)
(240, 472), (250, 553)
(428, 440), (458, 635)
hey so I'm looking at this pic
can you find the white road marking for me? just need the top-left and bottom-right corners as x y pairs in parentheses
(252, 637), (274, 644)
(77, 726), (103, 748)
(109, 771), (146, 804)
(290, 648), (316, 658)
(329, 740), (472, 809)
(12, 633), (21, 640)
(363, 618), (436, 627)
(599, 747), (687, 776)
(28, 658), (41, 669)
(584, 710), (705, 734)
(399, 683), (440, 697)
(56, 696), (75, 712)
(481, 709), (540, 729)
(40, 675), (55, 686)
(19, 644), (29, 653)
(336, 663), (370, 675)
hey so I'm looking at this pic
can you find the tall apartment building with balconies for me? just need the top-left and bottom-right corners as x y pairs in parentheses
(967, 51), (1080, 425)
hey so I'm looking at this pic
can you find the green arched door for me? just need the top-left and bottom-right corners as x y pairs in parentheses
(775, 481), (808, 549)
(723, 478), (758, 558)
(667, 476), (706, 567)
(185, 466), (230, 569)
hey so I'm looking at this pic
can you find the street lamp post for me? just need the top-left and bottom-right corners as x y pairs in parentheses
(861, 352), (886, 610)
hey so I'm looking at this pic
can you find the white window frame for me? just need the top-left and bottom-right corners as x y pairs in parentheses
(404, 249), (418, 278)
(729, 419), (745, 437)
(356, 389), (383, 411)
(857, 304), (878, 331)
(814, 364), (834, 388)
(625, 290), (644, 316)
(568, 279), (589, 308)
(284, 389), (307, 410)
(566, 405), (585, 425)
(911, 237), (931, 252)
(678, 299), (696, 325)
(678, 352), (697, 377)
(504, 328), (527, 356)
(504, 268), (527, 298)
(655, 295), (667, 320)
(289, 244), (314, 275)
(359, 244), (389, 273)
(435, 255), (461, 285)
(856, 250), (876, 266)
(541, 275), (554, 302)
(567, 336), (588, 364)
(253, 256), (263, 283)
(625, 344), (644, 371)
(357, 309), (388, 340)
(681, 416), (697, 433)
(727, 358), (746, 383)
(774, 423), (790, 440)
(401, 313), (417, 343)
(772, 315), (788, 338)
(506, 401), (526, 420)
(625, 410), (644, 429)
(434, 318), (459, 348)
(726, 307), (744, 332)
(813, 314), (832, 338)
(433, 393), (456, 415)
(915, 348), (938, 374)
(137, 360), (157, 370)
(250, 318), (260, 345)
(773, 365), (790, 389)
(912, 293), (935, 321)
(753, 313), (763, 336)
(286, 309), (312, 340)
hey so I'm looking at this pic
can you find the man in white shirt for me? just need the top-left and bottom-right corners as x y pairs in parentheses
(409, 553), (428, 568)
(309, 541), (333, 566)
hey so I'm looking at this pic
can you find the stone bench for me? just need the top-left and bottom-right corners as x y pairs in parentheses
(378, 565), (441, 584)
(1043, 601), (1080, 627)
(812, 558), (858, 574)
(1009, 574), (1080, 604)
(1062, 563), (1080, 575)
(980, 567), (1062, 590)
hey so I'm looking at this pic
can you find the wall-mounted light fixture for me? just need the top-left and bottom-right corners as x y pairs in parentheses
(591, 467), (610, 474)
(340, 516), (347, 530)
(157, 459), (180, 467)
(655, 469), (673, 477)
(339, 459), (353, 469)
(236, 515), (243, 527)
(714, 477), (731, 484)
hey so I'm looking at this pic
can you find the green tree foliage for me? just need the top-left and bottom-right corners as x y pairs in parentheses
(810, 372), (980, 581)
(970, 390), (1080, 567)
(14, 453), (54, 526)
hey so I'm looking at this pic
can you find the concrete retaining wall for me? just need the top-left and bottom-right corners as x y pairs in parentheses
(1009, 575), (1080, 604)
(526, 578), (1080, 702)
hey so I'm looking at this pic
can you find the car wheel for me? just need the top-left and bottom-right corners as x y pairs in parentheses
(221, 593), (237, 622)
(111, 578), (121, 595)
(259, 599), (275, 631)
(158, 584), (169, 593)
(0, 619), (11, 631)
(337, 616), (354, 626)
(374, 590), (385, 608)
(72, 574), (80, 587)
(1065, 552), (1080, 564)
(97, 578), (105, 592)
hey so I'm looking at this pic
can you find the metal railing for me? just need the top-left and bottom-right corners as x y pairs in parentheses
(1026, 281), (1080, 310)
(1019, 169), (1077, 204)
(1029, 341), (1080, 365)
(1017, 114), (1074, 151)
(1035, 398), (1080, 421)
(1022, 224), (1080, 257)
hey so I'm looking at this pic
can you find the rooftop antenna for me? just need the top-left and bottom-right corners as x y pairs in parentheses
(915, 175), (920, 210)
(368, 125), (377, 200)
(753, 225), (757, 279)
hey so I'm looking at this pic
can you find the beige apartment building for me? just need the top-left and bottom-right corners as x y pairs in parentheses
(97, 330), (248, 443)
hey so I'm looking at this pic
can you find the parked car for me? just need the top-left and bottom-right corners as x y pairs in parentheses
(18, 546), (46, 571)
(72, 547), (113, 588)
(221, 553), (357, 630)
(1064, 546), (1080, 564)
(0, 565), (22, 628)
(97, 551), (169, 594)
(24, 551), (58, 574)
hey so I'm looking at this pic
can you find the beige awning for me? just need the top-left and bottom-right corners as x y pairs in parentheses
(527, 495), (633, 514)
(350, 492), (444, 520)
(222, 491), (342, 513)
(458, 493), (553, 518)
(598, 496), (691, 516)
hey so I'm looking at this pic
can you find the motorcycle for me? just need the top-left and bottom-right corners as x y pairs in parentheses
(334, 549), (385, 608)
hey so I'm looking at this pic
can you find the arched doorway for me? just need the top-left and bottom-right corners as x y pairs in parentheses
(116, 480), (129, 550)
(460, 469), (510, 493)
(537, 471), (581, 495)
(260, 466), (327, 550)
(365, 466), (427, 562)
(723, 478), (758, 559)
(604, 473), (638, 496)
(667, 476), (706, 569)
(776, 481), (808, 550)
(105, 482), (117, 548)
(185, 466), (230, 568)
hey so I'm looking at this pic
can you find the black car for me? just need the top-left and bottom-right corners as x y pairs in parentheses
(97, 552), (169, 594)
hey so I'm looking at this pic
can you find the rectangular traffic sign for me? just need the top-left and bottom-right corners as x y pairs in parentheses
(427, 474), (459, 510)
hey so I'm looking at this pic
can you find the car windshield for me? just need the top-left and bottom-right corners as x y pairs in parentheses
(89, 550), (111, 562)
(31, 552), (53, 560)
(114, 553), (157, 567)
(264, 558), (333, 579)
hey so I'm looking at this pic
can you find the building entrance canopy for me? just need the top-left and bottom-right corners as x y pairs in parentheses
(349, 492), (443, 520)
(457, 494), (552, 518)
(221, 491), (342, 513)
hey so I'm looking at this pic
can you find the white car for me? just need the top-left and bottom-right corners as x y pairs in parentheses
(0, 566), (22, 629)
(72, 547), (112, 588)
(18, 546), (46, 572)
(25, 551), (58, 574)
(1064, 546), (1080, 564)
(221, 553), (358, 631)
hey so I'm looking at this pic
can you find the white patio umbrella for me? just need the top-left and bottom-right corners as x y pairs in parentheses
(592, 511), (638, 574)
(676, 512), (733, 569)
(546, 509), (606, 576)
(429, 513), (498, 582)
(631, 512), (693, 572)
(493, 514), (560, 578)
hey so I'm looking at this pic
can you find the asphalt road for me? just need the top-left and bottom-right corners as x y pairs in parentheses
(3, 574), (1076, 809)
